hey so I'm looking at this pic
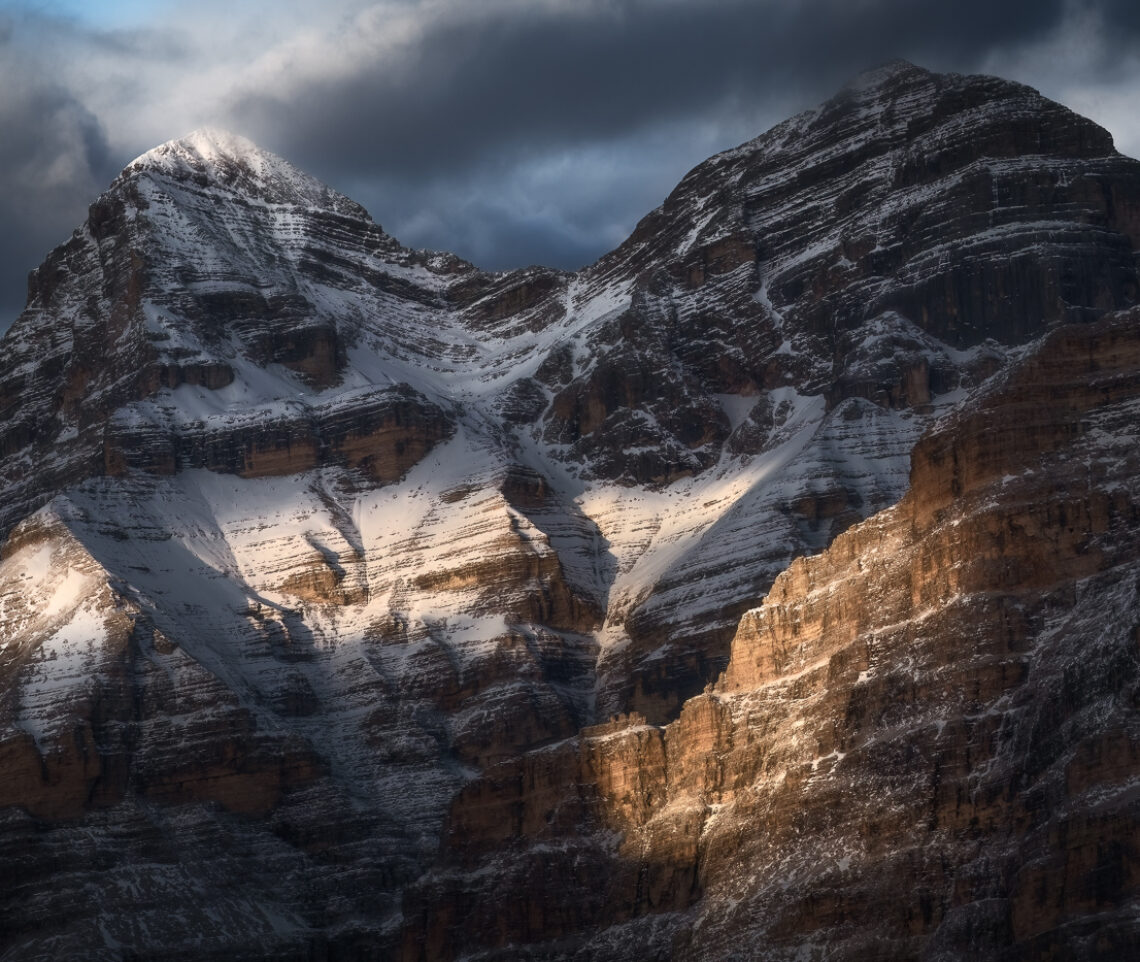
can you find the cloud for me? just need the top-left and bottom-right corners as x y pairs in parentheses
(228, 0), (1075, 181)
(217, 0), (1132, 268)
(977, 0), (1140, 158)
(0, 21), (118, 324)
(2, 0), (1140, 328)
(340, 113), (770, 270)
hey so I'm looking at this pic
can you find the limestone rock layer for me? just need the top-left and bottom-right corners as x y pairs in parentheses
(0, 64), (1138, 960)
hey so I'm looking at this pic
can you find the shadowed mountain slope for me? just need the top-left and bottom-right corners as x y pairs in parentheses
(0, 63), (1138, 960)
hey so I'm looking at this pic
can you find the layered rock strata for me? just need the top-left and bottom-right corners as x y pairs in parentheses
(0, 63), (1138, 961)
(419, 308), (1140, 960)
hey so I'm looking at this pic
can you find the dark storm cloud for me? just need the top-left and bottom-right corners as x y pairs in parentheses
(235, 0), (1075, 183)
(226, 0), (1100, 269)
(3, 0), (1140, 326)
(1102, 0), (1140, 34)
(0, 75), (116, 325)
(0, 10), (183, 327)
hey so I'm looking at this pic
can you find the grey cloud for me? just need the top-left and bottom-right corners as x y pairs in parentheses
(0, 74), (116, 326)
(0, 10), (183, 328)
(225, 0), (1093, 269)
(344, 120), (749, 270)
(3, 0), (1140, 327)
(1102, 0), (1140, 37)
(233, 0), (1075, 184)
(351, 169), (638, 272)
(405, 199), (614, 273)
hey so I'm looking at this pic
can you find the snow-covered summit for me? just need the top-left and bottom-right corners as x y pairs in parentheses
(132, 127), (265, 169)
(125, 126), (368, 217)
(2, 63), (1140, 961)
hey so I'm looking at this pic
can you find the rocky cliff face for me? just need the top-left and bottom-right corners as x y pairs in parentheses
(1, 64), (1139, 961)
(416, 307), (1140, 961)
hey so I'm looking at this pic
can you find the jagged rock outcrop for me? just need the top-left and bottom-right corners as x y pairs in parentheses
(422, 307), (1140, 960)
(104, 383), (454, 480)
(578, 60), (1140, 721)
(1, 64), (1139, 961)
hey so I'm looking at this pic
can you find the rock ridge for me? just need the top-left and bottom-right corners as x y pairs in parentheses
(419, 307), (1140, 960)
(1, 63), (1139, 961)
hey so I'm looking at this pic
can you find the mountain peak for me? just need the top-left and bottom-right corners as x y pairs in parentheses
(4, 62), (1140, 962)
(125, 127), (368, 217)
(130, 127), (277, 175)
(848, 58), (929, 90)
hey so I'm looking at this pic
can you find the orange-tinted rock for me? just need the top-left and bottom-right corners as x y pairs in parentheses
(0, 727), (103, 820)
(4, 66), (1140, 962)
(102, 383), (454, 481)
(402, 309), (1140, 960)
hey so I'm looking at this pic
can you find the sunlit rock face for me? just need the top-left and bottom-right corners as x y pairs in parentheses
(1, 63), (1139, 961)
(427, 309), (1140, 961)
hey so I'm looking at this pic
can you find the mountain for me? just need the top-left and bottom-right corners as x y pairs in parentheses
(1, 62), (1138, 960)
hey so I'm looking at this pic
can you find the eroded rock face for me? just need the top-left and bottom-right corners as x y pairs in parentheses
(425, 309), (1140, 960)
(104, 383), (454, 481)
(1, 67), (1139, 961)
(0, 130), (467, 541)
(555, 60), (1140, 719)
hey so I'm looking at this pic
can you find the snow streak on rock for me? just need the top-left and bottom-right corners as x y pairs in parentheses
(1, 62), (1139, 960)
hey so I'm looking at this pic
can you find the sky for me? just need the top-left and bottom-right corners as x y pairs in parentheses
(1, 0), (1139, 327)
